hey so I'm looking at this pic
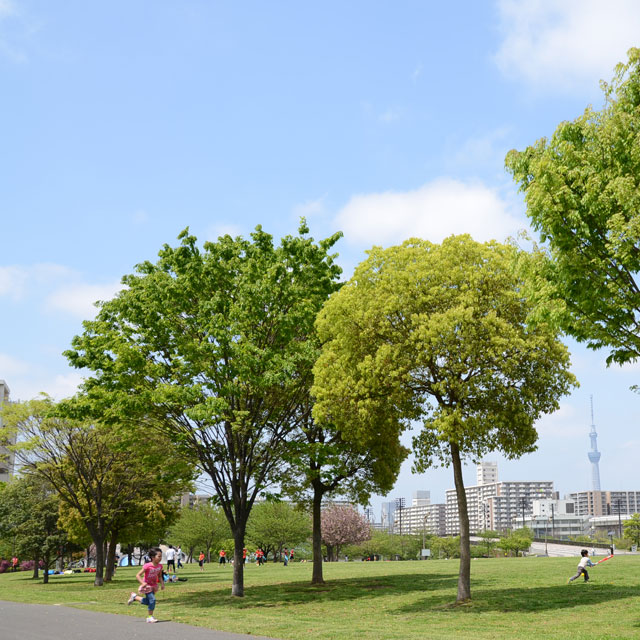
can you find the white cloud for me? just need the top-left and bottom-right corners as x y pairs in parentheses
(494, 0), (640, 91)
(445, 127), (513, 172)
(334, 178), (524, 247)
(292, 195), (327, 219)
(45, 281), (123, 319)
(0, 352), (31, 377)
(0, 263), (75, 299)
(535, 403), (586, 439)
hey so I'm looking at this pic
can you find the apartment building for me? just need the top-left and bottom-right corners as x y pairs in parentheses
(445, 479), (555, 534)
(567, 490), (640, 517)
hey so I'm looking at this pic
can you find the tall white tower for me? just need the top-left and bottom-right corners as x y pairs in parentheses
(588, 395), (601, 491)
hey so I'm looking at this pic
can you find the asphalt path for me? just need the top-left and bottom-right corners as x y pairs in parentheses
(0, 600), (278, 640)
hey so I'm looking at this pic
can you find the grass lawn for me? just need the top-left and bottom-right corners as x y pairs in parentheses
(0, 556), (639, 639)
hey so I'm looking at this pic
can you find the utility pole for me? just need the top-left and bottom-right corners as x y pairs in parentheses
(616, 499), (623, 539)
(551, 503), (555, 538)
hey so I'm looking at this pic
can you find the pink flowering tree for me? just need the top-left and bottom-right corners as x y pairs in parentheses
(321, 505), (371, 561)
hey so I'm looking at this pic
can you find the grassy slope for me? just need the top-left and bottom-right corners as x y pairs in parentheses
(0, 556), (638, 639)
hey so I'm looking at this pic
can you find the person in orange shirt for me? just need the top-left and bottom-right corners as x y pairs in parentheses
(219, 549), (226, 565)
(198, 551), (205, 572)
(242, 548), (247, 564)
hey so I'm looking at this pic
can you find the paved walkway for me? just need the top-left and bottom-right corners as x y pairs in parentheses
(0, 600), (278, 640)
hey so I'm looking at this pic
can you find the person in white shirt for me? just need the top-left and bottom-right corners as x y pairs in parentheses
(568, 549), (596, 583)
(165, 545), (176, 573)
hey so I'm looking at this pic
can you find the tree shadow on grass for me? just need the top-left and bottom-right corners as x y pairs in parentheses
(395, 581), (640, 615)
(176, 571), (460, 610)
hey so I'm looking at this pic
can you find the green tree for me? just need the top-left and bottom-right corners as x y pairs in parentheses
(499, 528), (533, 557)
(1, 396), (192, 585)
(506, 48), (640, 366)
(623, 513), (640, 547)
(477, 530), (500, 557)
(0, 476), (67, 583)
(432, 536), (460, 559)
(313, 236), (576, 603)
(65, 223), (342, 597)
(246, 502), (310, 561)
(168, 502), (229, 563)
(282, 419), (407, 582)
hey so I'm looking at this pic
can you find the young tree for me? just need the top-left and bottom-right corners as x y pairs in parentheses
(321, 505), (370, 561)
(65, 224), (342, 597)
(499, 528), (533, 557)
(623, 513), (640, 547)
(168, 503), (229, 563)
(0, 476), (67, 583)
(246, 501), (310, 562)
(477, 530), (500, 557)
(313, 236), (576, 602)
(282, 418), (407, 582)
(506, 48), (640, 367)
(1, 396), (192, 586)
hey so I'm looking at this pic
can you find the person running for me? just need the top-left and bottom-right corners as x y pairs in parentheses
(290, 548), (294, 563)
(127, 547), (165, 623)
(568, 549), (596, 583)
(165, 545), (176, 573)
(256, 548), (264, 566)
(219, 549), (226, 565)
(198, 551), (205, 572)
(243, 548), (247, 564)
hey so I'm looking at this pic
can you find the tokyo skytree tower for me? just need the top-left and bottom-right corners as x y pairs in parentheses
(588, 395), (601, 492)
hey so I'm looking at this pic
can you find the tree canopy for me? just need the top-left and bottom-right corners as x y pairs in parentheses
(65, 223), (342, 596)
(246, 501), (310, 561)
(313, 235), (576, 602)
(506, 47), (640, 366)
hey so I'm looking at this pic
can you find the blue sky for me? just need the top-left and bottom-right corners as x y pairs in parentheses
(2, 0), (640, 516)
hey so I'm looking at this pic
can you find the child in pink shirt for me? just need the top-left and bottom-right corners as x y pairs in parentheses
(127, 547), (165, 623)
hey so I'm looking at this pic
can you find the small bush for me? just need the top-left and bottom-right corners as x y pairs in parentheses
(0, 560), (10, 574)
(20, 560), (34, 571)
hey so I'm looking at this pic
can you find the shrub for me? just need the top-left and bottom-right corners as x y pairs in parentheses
(0, 560), (9, 574)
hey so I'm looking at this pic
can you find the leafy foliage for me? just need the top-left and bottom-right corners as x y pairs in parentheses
(246, 501), (310, 561)
(168, 503), (229, 562)
(313, 235), (576, 602)
(623, 513), (640, 547)
(506, 47), (640, 366)
(65, 223), (342, 596)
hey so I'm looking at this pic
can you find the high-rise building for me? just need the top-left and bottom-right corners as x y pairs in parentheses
(412, 490), (430, 506)
(567, 490), (640, 517)
(0, 380), (16, 482)
(477, 461), (498, 486)
(445, 474), (555, 534)
(393, 502), (446, 536)
(588, 396), (602, 491)
(380, 501), (397, 532)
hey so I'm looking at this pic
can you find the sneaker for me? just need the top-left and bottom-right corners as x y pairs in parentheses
(127, 592), (137, 605)
(146, 616), (157, 623)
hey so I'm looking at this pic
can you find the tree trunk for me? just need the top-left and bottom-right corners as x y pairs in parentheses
(93, 535), (105, 586)
(42, 556), (49, 584)
(105, 530), (118, 581)
(311, 482), (325, 584)
(231, 527), (245, 597)
(451, 441), (471, 603)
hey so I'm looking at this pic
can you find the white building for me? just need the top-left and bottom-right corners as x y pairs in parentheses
(477, 461), (498, 486)
(446, 466), (555, 534)
(514, 499), (591, 539)
(0, 380), (16, 482)
(393, 502), (446, 537)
